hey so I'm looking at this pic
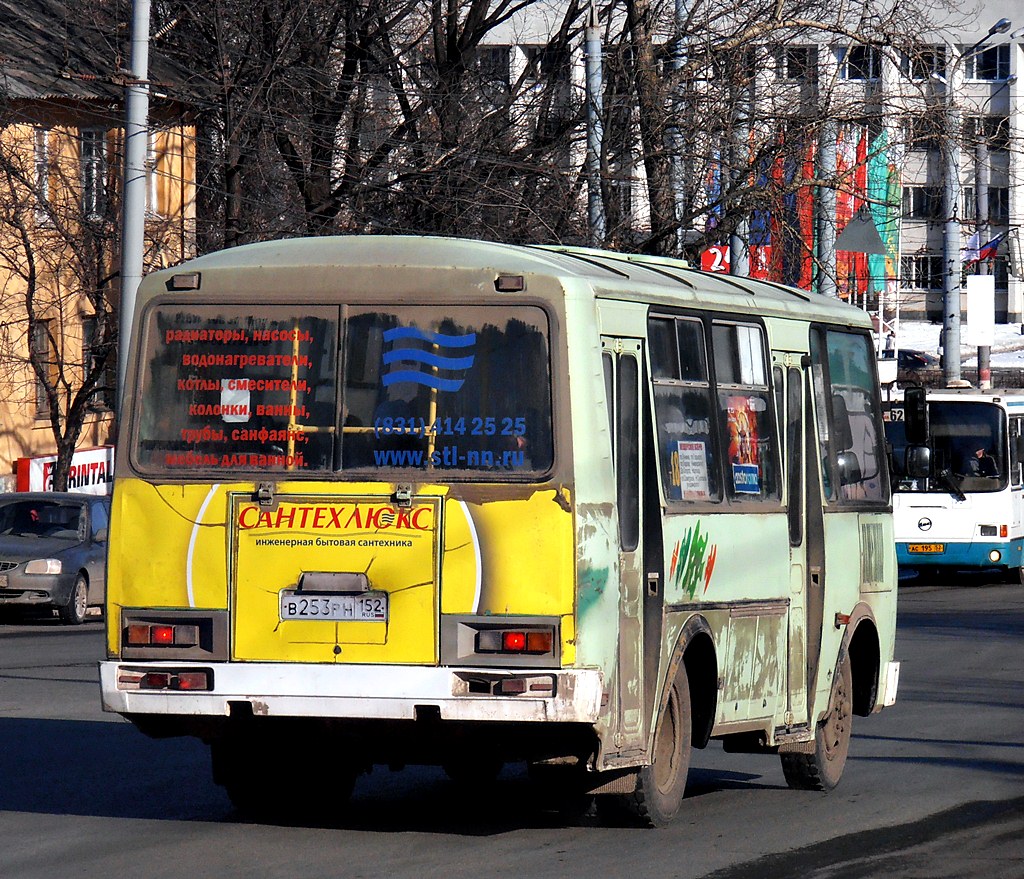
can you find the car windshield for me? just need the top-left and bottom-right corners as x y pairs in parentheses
(0, 500), (83, 538)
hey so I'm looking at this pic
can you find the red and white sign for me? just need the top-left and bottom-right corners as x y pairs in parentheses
(701, 245), (729, 273)
(15, 445), (114, 495)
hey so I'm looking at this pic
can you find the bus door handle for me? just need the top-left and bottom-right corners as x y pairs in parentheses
(647, 573), (660, 596)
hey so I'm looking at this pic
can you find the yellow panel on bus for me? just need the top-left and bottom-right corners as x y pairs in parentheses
(231, 494), (441, 664)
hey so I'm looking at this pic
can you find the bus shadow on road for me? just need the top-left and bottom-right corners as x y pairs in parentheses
(0, 716), (777, 832)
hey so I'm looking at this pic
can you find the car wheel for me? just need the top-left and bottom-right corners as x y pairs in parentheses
(58, 574), (88, 626)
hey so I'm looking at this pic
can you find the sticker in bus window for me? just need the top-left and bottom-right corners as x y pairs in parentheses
(732, 462), (761, 494)
(219, 379), (252, 423)
(725, 395), (761, 467)
(676, 440), (711, 500)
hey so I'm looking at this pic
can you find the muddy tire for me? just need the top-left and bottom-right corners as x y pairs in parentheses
(781, 651), (853, 792)
(58, 575), (88, 626)
(601, 670), (692, 827)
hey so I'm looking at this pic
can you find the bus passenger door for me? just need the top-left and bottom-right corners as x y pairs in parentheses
(602, 339), (647, 756)
(780, 358), (817, 729)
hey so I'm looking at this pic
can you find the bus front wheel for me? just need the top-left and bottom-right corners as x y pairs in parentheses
(781, 652), (852, 792)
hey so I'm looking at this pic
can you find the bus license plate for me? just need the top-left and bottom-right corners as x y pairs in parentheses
(279, 591), (388, 622)
(907, 543), (945, 554)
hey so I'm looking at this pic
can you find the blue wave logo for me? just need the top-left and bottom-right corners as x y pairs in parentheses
(382, 326), (476, 392)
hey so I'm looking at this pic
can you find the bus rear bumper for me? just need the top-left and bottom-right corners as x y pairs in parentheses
(99, 661), (603, 725)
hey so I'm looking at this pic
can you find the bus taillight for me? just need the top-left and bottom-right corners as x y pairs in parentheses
(476, 628), (554, 655)
(125, 623), (199, 648)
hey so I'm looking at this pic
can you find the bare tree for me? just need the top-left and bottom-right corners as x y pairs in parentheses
(0, 113), (118, 491)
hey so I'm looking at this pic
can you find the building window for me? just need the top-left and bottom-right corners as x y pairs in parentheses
(33, 127), (50, 219)
(777, 46), (816, 81)
(82, 316), (114, 411)
(899, 45), (943, 80)
(964, 115), (1011, 151)
(80, 128), (106, 218)
(900, 254), (944, 289)
(840, 45), (880, 81)
(522, 45), (570, 84)
(902, 113), (943, 151)
(145, 130), (166, 217)
(963, 44), (1010, 81)
(902, 185), (942, 221)
(32, 320), (56, 419)
(477, 45), (511, 88)
(988, 187), (1010, 224)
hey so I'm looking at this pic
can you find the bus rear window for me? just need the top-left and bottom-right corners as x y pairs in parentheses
(342, 306), (553, 474)
(132, 304), (554, 477)
(134, 306), (338, 472)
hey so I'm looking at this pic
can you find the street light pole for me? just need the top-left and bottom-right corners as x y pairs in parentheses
(939, 18), (1012, 386)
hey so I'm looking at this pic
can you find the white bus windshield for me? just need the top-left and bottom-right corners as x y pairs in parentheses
(888, 400), (1006, 492)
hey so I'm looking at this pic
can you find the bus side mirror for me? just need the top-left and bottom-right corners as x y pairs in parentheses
(837, 450), (863, 485)
(831, 394), (854, 451)
(904, 386), (929, 444)
(905, 445), (931, 478)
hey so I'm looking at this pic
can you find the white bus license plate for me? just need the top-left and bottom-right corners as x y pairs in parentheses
(907, 543), (945, 554)
(279, 591), (388, 622)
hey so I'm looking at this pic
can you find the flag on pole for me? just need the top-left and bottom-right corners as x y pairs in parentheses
(977, 232), (1008, 263)
(960, 230), (982, 263)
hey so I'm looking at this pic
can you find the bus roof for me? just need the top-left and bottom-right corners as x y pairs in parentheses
(143, 235), (871, 328)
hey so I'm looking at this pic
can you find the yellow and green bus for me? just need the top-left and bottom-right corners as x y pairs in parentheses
(100, 236), (900, 825)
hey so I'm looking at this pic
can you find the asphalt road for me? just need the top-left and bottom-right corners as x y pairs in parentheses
(0, 580), (1022, 879)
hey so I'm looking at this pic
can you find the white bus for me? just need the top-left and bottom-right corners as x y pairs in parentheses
(886, 388), (1024, 582)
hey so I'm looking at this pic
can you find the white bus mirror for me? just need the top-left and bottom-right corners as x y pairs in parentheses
(905, 446), (931, 479)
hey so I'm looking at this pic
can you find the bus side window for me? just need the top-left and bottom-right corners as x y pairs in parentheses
(711, 322), (779, 502)
(1011, 417), (1023, 487)
(811, 328), (887, 504)
(648, 315), (719, 502)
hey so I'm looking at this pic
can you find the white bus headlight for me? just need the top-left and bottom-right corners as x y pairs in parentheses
(25, 559), (62, 575)
(989, 550), (1002, 563)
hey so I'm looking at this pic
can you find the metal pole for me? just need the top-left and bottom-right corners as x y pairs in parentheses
(817, 119), (838, 297)
(940, 50), (963, 384)
(118, 0), (151, 413)
(729, 78), (750, 277)
(940, 18), (1013, 384)
(584, 5), (606, 246)
(976, 141), (992, 388)
(669, 0), (691, 253)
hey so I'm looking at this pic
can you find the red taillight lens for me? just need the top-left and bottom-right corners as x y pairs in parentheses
(140, 672), (171, 689)
(151, 625), (175, 644)
(502, 631), (526, 651)
(1001, 524), (1009, 538)
(175, 671), (209, 690)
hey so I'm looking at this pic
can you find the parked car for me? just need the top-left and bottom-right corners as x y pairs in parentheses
(0, 492), (109, 624)
(898, 349), (940, 371)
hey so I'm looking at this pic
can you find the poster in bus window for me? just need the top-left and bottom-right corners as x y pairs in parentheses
(674, 440), (710, 500)
(726, 395), (761, 494)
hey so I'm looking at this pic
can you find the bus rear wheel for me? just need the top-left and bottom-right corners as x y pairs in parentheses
(781, 652), (852, 792)
(601, 669), (692, 827)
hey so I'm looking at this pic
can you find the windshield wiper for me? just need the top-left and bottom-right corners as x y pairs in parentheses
(936, 468), (967, 502)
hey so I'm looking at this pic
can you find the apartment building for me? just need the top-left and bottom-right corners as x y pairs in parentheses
(0, 0), (196, 489)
